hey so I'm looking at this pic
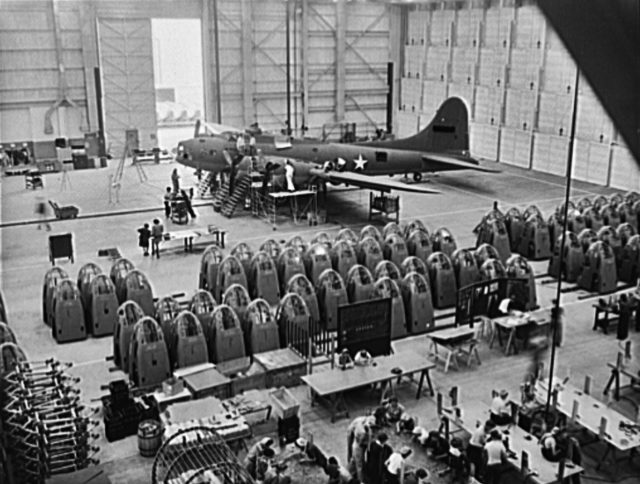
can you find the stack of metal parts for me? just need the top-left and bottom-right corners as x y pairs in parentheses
(101, 379), (158, 442)
(1, 358), (99, 483)
(151, 425), (255, 484)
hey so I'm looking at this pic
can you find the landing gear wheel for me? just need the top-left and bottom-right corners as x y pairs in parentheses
(413, 172), (423, 182)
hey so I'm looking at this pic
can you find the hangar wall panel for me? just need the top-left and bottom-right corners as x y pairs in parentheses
(0, 1), (87, 142)
(98, 18), (157, 153)
(542, 48), (576, 94)
(448, 83), (474, 111)
(499, 128), (531, 168)
(0, 109), (31, 143)
(421, 80), (447, 118)
(474, 86), (503, 125)
(404, 45), (425, 78)
(400, 1), (631, 187)
(508, 48), (542, 90)
(470, 123), (499, 161)
(343, 1), (389, 137)
(478, 48), (507, 87)
(609, 144), (640, 191)
(531, 133), (568, 177)
(537, 92), (572, 136)
(400, 78), (422, 112)
(407, 9), (428, 45)
(572, 140), (611, 186)
(216, 0), (244, 129)
(450, 48), (477, 84)
(483, 7), (514, 47)
(424, 47), (450, 81)
(514, 6), (545, 49)
(576, 80), (615, 144)
(429, 9), (454, 46)
(504, 89), (536, 131)
(397, 110), (419, 138)
(455, 8), (483, 47)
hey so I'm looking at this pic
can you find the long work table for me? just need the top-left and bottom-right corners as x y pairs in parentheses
(301, 351), (435, 422)
(451, 402), (583, 484)
(536, 380), (640, 471)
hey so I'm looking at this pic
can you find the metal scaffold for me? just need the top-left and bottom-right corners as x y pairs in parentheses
(250, 183), (318, 230)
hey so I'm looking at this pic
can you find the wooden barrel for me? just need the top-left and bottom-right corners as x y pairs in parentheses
(138, 419), (162, 457)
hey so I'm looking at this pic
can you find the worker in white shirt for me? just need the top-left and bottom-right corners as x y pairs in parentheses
(490, 389), (512, 425)
(284, 159), (295, 192)
(347, 415), (375, 482)
(483, 429), (507, 484)
(385, 446), (412, 484)
(467, 420), (496, 478)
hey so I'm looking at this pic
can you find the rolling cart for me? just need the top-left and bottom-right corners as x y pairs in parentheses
(49, 200), (79, 219)
(170, 199), (188, 224)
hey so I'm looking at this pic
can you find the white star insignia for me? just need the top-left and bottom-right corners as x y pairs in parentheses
(354, 154), (368, 171)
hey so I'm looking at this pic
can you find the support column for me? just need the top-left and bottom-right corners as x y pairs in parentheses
(300, 0), (309, 132)
(202, 0), (220, 123)
(335, 0), (346, 122)
(241, 0), (255, 126)
(80, 1), (99, 132)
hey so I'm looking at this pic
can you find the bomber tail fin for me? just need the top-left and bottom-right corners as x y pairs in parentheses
(389, 97), (470, 154)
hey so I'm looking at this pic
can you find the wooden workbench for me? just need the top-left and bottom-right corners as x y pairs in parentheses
(427, 326), (480, 372)
(301, 351), (435, 422)
(491, 312), (550, 356)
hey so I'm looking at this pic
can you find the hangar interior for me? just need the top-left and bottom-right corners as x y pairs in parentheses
(1, 1), (640, 484)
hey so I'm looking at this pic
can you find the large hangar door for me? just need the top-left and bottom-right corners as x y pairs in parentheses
(97, 18), (157, 155)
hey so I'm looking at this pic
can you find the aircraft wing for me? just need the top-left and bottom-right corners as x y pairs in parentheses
(421, 153), (500, 173)
(310, 168), (440, 194)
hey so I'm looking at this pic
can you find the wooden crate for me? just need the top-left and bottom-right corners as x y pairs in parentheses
(230, 362), (267, 396)
(254, 348), (307, 388)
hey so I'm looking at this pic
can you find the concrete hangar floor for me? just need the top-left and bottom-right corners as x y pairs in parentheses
(1, 159), (639, 483)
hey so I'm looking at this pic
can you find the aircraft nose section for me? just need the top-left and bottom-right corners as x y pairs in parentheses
(176, 142), (194, 168)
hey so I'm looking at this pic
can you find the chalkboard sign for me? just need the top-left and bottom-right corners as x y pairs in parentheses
(338, 298), (392, 357)
(455, 278), (529, 326)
